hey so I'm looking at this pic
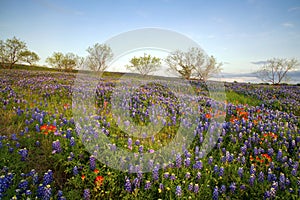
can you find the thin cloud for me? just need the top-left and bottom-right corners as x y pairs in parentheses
(288, 6), (300, 12)
(282, 22), (295, 28)
(34, 0), (84, 16)
(251, 61), (268, 65)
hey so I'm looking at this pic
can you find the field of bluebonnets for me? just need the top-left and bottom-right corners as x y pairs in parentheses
(0, 68), (299, 200)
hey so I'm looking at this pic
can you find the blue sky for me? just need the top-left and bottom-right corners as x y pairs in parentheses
(1, 0), (300, 79)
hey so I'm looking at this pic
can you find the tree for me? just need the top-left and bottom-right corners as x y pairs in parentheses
(0, 36), (27, 68)
(0, 40), (7, 67)
(165, 47), (222, 80)
(126, 53), (161, 76)
(193, 55), (222, 81)
(256, 58), (299, 84)
(20, 50), (40, 65)
(86, 43), (113, 73)
(46, 52), (79, 72)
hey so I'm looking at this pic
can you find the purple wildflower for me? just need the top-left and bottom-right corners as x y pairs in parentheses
(175, 185), (182, 197)
(213, 186), (219, 200)
(83, 189), (90, 200)
(194, 184), (199, 193)
(144, 180), (151, 190)
(89, 155), (96, 171)
(124, 177), (132, 192)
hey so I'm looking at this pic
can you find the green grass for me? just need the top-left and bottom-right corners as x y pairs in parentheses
(225, 91), (262, 106)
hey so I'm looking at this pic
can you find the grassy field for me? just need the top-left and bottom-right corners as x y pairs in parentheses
(0, 67), (299, 199)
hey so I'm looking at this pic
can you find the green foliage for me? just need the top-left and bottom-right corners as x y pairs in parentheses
(20, 50), (40, 65)
(0, 36), (27, 68)
(126, 53), (161, 76)
(46, 52), (79, 72)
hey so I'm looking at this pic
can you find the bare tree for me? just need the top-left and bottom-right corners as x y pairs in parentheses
(193, 55), (222, 81)
(256, 58), (299, 84)
(126, 53), (161, 76)
(86, 43), (113, 73)
(165, 47), (222, 80)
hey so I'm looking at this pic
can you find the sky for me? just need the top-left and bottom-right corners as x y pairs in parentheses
(1, 0), (300, 82)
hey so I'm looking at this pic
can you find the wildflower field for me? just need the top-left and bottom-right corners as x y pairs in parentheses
(0, 68), (299, 200)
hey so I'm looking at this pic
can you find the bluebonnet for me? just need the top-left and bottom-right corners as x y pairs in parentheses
(279, 173), (285, 190)
(250, 164), (256, 175)
(152, 166), (159, 181)
(196, 171), (201, 180)
(133, 177), (140, 189)
(184, 158), (191, 167)
(43, 170), (53, 185)
(33, 173), (39, 185)
(194, 184), (199, 193)
(18, 148), (28, 161)
(176, 154), (182, 168)
(89, 155), (96, 171)
(188, 182), (193, 191)
(83, 189), (90, 200)
(43, 185), (52, 200)
(70, 137), (75, 146)
(175, 185), (182, 197)
(18, 179), (28, 190)
(213, 165), (219, 174)
(52, 140), (62, 153)
(73, 166), (78, 176)
(212, 186), (219, 200)
(37, 184), (44, 198)
(159, 183), (164, 191)
(185, 172), (191, 179)
(193, 160), (203, 170)
(219, 167), (224, 177)
(220, 185), (226, 193)
(277, 149), (282, 161)
(124, 177), (132, 192)
(249, 174), (255, 186)
(238, 167), (243, 178)
(144, 180), (152, 190)
(170, 173), (176, 180)
(229, 182), (236, 193)
(258, 171), (265, 182)
(208, 156), (213, 165)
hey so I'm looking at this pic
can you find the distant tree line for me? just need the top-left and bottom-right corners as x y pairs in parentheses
(1, 36), (298, 83)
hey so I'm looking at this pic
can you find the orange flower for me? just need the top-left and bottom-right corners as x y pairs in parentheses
(104, 101), (108, 109)
(63, 103), (70, 109)
(48, 125), (57, 132)
(250, 155), (254, 161)
(205, 113), (212, 119)
(261, 154), (272, 162)
(95, 175), (104, 186)
(40, 124), (48, 131)
(81, 174), (85, 180)
(94, 169), (100, 174)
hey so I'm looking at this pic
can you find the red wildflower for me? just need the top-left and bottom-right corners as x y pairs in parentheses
(205, 113), (212, 119)
(94, 169), (100, 174)
(48, 124), (57, 132)
(40, 124), (48, 131)
(63, 103), (70, 109)
(81, 174), (85, 180)
(95, 175), (104, 186)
